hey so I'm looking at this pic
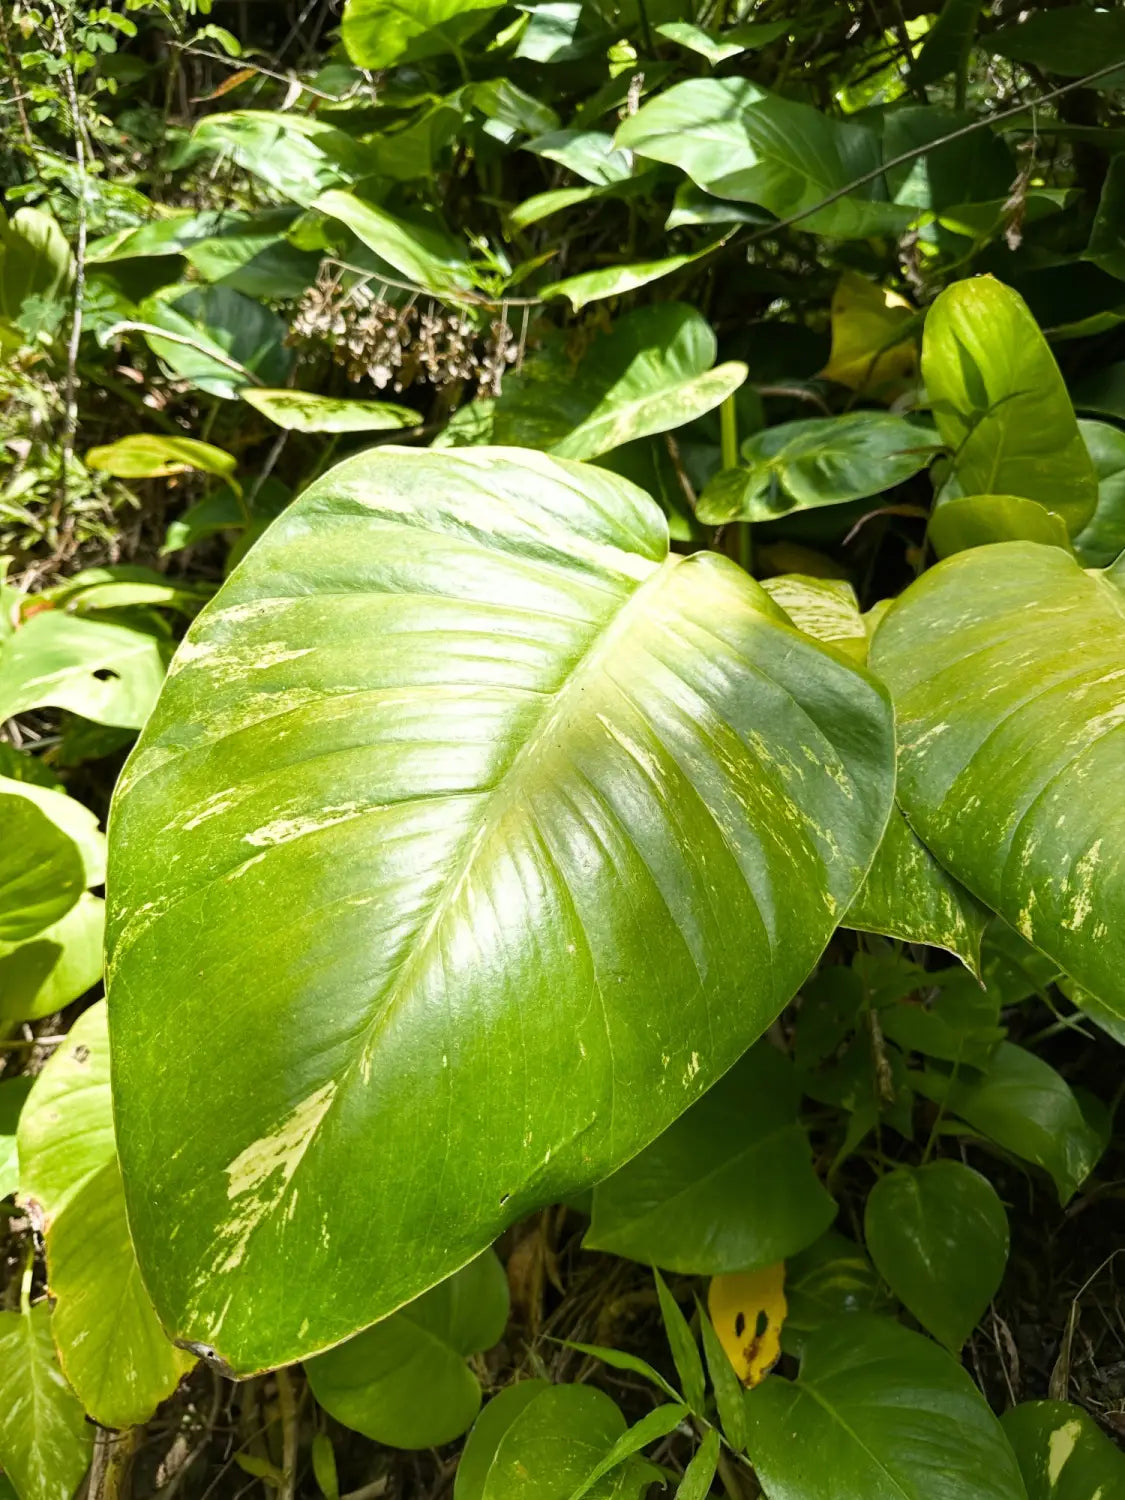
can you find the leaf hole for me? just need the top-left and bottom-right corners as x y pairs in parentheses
(92, 668), (120, 681)
(754, 1309), (769, 1340)
(734, 1312), (746, 1338)
(499, 1192), (510, 1206)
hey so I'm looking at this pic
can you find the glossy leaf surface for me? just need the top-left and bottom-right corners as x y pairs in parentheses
(0, 894), (104, 1024)
(768, 575), (988, 970)
(870, 542), (1125, 1020)
(695, 413), (936, 524)
(616, 80), (911, 238)
(0, 792), (83, 943)
(440, 306), (746, 462)
(744, 1315), (1028, 1500)
(1072, 419), (1125, 568)
(341, 0), (502, 70)
(1002, 1400), (1125, 1500)
(304, 1251), (508, 1449)
(0, 611), (168, 728)
(928, 495), (1071, 559)
(921, 278), (1097, 532)
(0, 1303), (91, 1500)
(106, 446), (894, 1374)
(456, 1384), (645, 1500)
(585, 1046), (835, 1273)
(864, 1161), (1008, 1349)
(912, 1044), (1103, 1204)
(18, 1002), (195, 1428)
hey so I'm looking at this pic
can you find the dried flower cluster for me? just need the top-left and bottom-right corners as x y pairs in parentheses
(288, 270), (519, 395)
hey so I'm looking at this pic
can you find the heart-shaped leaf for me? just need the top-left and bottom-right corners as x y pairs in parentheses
(585, 1045), (835, 1274)
(744, 1315), (1027, 1500)
(106, 446), (894, 1374)
(304, 1252), (508, 1449)
(864, 1161), (1009, 1349)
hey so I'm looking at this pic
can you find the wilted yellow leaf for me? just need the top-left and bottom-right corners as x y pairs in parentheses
(821, 271), (918, 398)
(707, 1264), (787, 1388)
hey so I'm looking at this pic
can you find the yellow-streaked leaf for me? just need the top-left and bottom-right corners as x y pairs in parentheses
(821, 271), (917, 398)
(707, 1265), (787, 1388)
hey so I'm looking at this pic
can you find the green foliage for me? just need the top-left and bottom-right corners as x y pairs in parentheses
(1, 1), (1125, 1495)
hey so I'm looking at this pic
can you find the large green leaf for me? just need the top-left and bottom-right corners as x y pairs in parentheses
(440, 306), (746, 461)
(18, 1002), (195, 1429)
(869, 542), (1125, 1020)
(455, 1384), (649, 1500)
(0, 610), (169, 728)
(341, 0), (503, 70)
(140, 285), (292, 400)
(744, 1315), (1028, 1500)
(0, 793), (84, 943)
(695, 413), (937, 524)
(106, 446), (895, 1374)
(0, 1302), (91, 1500)
(304, 1251), (508, 1449)
(0, 894), (104, 1024)
(0, 208), (73, 330)
(1002, 1400), (1125, 1500)
(312, 190), (474, 299)
(765, 575), (989, 971)
(189, 113), (379, 207)
(921, 278), (1097, 532)
(912, 1043), (1103, 1204)
(864, 1161), (1008, 1350)
(616, 80), (911, 239)
(585, 1044), (835, 1274)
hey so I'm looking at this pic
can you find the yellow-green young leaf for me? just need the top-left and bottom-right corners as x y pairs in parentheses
(585, 1045), (835, 1274)
(745, 1317), (1026, 1500)
(921, 277), (1097, 532)
(1002, 1400), (1125, 1500)
(0, 1302), (91, 1500)
(766, 575), (989, 970)
(105, 447), (894, 1375)
(341, 0), (502, 70)
(870, 541), (1125, 1022)
(305, 1251), (508, 1450)
(864, 1161), (1009, 1351)
(241, 390), (421, 433)
(928, 494), (1072, 559)
(85, 434), (238, 484)
(820, 271), (918, 398)
(18, 1003), (196, 1428)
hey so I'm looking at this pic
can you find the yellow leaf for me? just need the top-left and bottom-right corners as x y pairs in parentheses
(821, 271), (918, 399)
(707, 1264), (787, 1388)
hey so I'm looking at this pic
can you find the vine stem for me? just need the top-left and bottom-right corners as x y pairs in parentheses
(275, 1367), (299, 1500)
